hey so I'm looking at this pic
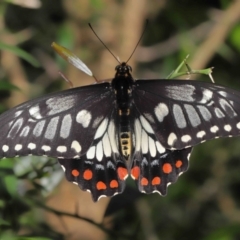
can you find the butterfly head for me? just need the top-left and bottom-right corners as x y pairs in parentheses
(115, 62), (132, 77)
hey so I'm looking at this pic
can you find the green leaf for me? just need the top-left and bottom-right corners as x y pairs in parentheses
(0, 159), (15, 168)
(3, 175), (18, 196)
(0, 80), (20, 91)
(0, 42), (40, 67)
(229, 25), (240, 52)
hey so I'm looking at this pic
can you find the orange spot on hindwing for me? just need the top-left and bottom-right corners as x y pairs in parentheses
(131, 166), (140, 179)
(141, 177), (148, 186)
(175, 160), (183, 168)
(83, 169), (93, 180)
(110, 180), (118, 188)
(162, 163), (172, 174)
(152, 177), (161, 185)
(96, 181), (107, 190)
(117, 167), (128, 180)
(71, 169), (80, 177)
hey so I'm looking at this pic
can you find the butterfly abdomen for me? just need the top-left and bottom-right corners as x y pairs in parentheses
(119, 111), (131, 160)
(112, 66), (134, 160)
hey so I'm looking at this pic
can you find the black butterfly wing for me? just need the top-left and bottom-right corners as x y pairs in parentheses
(0, 82), (130, 201)
(133, 79), (240, 149)
(58, 113), (128, 201)
(130, 108), (192, 195)
(0, 83), (115, 159)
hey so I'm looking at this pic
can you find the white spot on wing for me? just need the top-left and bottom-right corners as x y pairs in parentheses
(96, 164), (104, 170)
(141, 157), (148, 166)
(224, 124), (232, 132)
(33, 120), (46, 137)
(2, 145), (9, 152)
(57, 146), (67, 153)
(60, 114), (72, 139)
(46, 96), (75, 115)
(165, 85), (195, 102)
(28, 143), (36, 150)
(45, 117), (59, 139)
(15, 144), (22, 151)
(218, 91), (227, 98)
(14, 110), (23, 118)
(219, 98), (236, 117)
(8, 121), (13, 127)
(141, 130), (148, 154)
(132, 133), (135, 147)
(108, 121), (118, 153)
(134, 119), (142, 152)
(76, 110), (92, 128)
(173, 104), (186, 128)
(42, 145), (51, 151)
(210, 125), (219, 133)
(29, 105), (42, 119)
(94, 118), (108, 139)
(196, 105), (212, 121)
(207, 101), (214, 107)
(214, 108), (224, 118)
(218, 91), (227, 97)
(102, 133), (111, 157)
(86, 146), (95, 159)
(184, 104), (201, 127)
(167, 132), (177, 146)
(107, 161), (115, 169)
(7, 118), (23, 138)
(20, 126), (30, 137)
(148, 137), (156, 157)
(151, 159), (159, 166)
(181, 135), (191, 143)
(96, 141), (103, 161)
(140, 116), (154, 134)
(71, 140), (81, 153)
(237, 122), (240, 129)
(155, 103), (169, 122)
(196, 131), (206, 138)
(199, 89), (213, 104)
(156, 141), (165, 154)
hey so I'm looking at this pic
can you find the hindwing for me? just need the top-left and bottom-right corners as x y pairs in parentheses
(58, 116), (129, 201)
(130, 109), (192, 195)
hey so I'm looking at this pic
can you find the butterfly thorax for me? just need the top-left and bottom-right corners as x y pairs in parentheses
(111, 62), (134, 160)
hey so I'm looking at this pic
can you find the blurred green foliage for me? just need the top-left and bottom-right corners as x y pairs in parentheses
(0, 42), (40, 67)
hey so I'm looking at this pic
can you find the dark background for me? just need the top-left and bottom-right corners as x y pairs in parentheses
(1, 0), (240, 239)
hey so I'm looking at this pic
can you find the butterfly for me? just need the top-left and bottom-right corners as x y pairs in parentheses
(0, 43), (240, 202)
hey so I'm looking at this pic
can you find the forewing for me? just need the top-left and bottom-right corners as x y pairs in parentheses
(133, 79), (240, 149)
(131, 112), (192, 195)
(0, 83), (115, 159)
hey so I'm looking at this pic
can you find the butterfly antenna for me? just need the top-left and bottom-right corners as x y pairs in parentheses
(88, 23), (121, 64)
(126, 19), (149, 64)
